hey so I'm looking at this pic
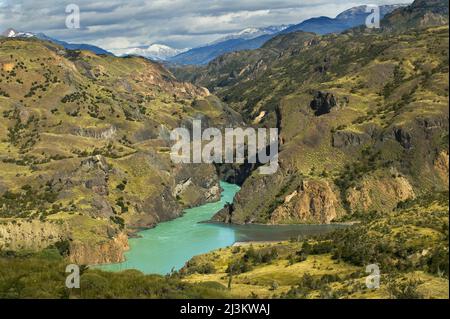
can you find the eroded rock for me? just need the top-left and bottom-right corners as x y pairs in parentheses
(346, 173), (415, 213)
(69, 232), (129, 265)
(434, 150), (449, 187)
(271, 179), (341, 224)
(310, 91), (338, 116)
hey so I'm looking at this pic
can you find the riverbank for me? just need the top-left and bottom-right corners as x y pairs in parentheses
(95, 182), (240, 274)
(96, 182), (349, 275)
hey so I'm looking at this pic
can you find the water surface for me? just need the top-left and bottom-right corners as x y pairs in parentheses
(97, 182), (239, 274)
(97, 182), (346, 274)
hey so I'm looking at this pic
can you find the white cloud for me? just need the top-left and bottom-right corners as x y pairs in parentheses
(0, 0), (413, 52)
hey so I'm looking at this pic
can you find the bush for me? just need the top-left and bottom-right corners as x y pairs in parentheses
(387, 277), (424, 299)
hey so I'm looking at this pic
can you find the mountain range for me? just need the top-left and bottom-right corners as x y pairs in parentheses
(211, 25), (291, 43)
(1, 4), (407, 65)
(1, 28), (112, 55)
(0, 0), (448, 299)
(169, 4), (408, 65)
(281, 4), (407, 34)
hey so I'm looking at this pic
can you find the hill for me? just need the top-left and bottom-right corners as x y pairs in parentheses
(182, 192), (449, 299)
(193, 0), (450, 225)
(383, 0), (449, 30)
(0, 37), (241, 264)
(1, 28), (112, 55)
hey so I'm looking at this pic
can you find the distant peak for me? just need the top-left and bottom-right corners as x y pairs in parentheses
(2, 28), (35, 38)
(2, 28), (18, 37)
(211, 24), (291, 44)
(123, 43), (189, 61)
(336, 4), (408, 20)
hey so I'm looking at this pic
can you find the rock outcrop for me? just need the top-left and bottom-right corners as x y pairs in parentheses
(310, 91), (339, 116)
(69, 232), (129, 265)
(332, 130), (371, 148)
(271, 180), (342, 224)
(346, 173), (416, 213)
(434, 150), (449, 187)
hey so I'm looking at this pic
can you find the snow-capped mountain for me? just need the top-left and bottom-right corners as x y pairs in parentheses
(170, 4), (408, 65)
(335, 4), (408, 23)
(212, 25), (291, 44)
(1, 28), (112, 55)
(2, 28), (34, 38)
(282, 4), (408, 35)
(169, 25), (291, 65)
(123, 44), (188, 61)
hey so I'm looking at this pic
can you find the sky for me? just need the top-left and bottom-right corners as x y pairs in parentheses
(0, 0), (412, 54)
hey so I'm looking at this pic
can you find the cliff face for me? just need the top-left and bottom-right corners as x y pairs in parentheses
(69, 232), (129, 265)
(0, 219), (130, 265)
(346, 173), (416, 213)
(271, 180), (343, 224)
(435, 150), (449, 188)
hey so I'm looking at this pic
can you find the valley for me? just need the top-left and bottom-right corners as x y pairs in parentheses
(0, 0), (448, 299)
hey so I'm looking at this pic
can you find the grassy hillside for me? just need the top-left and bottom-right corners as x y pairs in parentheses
(208, 23), (449, 225)
(182, 192), (449, 299)
(0, 0), (447, 299)
(172, 1), (450, 226)
(0, 190), (447, 299)
(0, 37), (241, 264)
(383, 0), (449, 30)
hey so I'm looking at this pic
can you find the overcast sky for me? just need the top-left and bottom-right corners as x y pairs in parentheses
(0, 0), (412, 53)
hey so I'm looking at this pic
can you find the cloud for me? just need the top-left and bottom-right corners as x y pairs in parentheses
(0, 0), (413, 52)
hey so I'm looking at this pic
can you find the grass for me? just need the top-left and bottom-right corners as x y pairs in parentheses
(181, 191), (449, 299)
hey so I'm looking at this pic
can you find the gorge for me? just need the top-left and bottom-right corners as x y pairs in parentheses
(97, 181), (348, 274)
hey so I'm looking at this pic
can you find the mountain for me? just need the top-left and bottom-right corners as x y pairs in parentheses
(169, 5), (406, 66)
(123, 44), (188, 61)
(1, 28), (112, 55)
(211, 25), (291, 43)
(120, 26), (288, 63)
(169, 34), (275, 65)
(170, 31), (317, 90)
(0, 36), (241, 264)
(336, 4), (408, 24)
(282, 4), (407, 35)
(169, 25), (289, 65)
(2, 28), (34, 38)
(172, 0), (449, 226)
(382, 0), (449, 30)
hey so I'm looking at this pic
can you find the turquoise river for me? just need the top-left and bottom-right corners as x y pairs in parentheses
(97, 182), (346, 275)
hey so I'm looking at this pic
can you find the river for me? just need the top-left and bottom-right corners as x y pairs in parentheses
(97, 182), (347, 275)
